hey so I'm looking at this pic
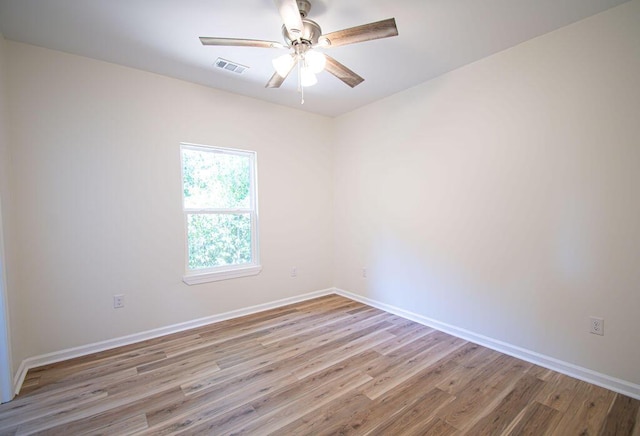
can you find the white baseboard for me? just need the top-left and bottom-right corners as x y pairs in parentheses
(13, 288), (334, 396)
(14, 287), (640, 401)
(333, 288), (640, 400)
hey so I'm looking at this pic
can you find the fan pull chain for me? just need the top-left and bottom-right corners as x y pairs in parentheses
(296, 57), (301, 92)
(297, 57), (304, 104)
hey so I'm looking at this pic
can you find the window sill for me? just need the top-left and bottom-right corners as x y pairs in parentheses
(183, 265), (262, 285)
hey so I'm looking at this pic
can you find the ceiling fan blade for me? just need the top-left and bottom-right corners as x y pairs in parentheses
(321, 18), (398, 48)
(266, 72), (286, 88)
(199, 37), (283, 49)
(265, 62), (296, 88)
(324, 55), (364, 88)
(274, 0), (304, 38)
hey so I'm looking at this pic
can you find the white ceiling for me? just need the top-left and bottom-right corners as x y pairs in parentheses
(0, 0), (630, 117)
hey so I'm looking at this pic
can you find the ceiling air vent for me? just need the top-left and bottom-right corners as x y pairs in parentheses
(214, 58), (249, 74)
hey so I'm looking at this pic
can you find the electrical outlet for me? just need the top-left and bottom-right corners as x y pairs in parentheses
(113, 294), (125, 309)
(589, 316), (604, 336)
(362, 267), (367, 278)
(290, 267), (297, 278)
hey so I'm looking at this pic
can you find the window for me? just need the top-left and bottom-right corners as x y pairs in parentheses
(180, 143), (260, 284)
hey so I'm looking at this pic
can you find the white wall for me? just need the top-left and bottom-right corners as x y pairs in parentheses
(334, 0), (640, 385)
(4, 42), (334, 370)
(0, 34), (15, 402)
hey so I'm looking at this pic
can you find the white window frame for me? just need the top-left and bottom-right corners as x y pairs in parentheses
(180, 143), (261, 285)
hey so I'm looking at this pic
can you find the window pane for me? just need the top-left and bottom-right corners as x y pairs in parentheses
(187, 213), (252, 270)
(182, 148), (251, 209)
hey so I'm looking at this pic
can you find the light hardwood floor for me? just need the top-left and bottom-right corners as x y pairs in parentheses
(0, 294), (638, 435)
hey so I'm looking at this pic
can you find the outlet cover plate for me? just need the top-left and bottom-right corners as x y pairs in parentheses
(113, 294), (125, 309)
(589, 316), (604, 335)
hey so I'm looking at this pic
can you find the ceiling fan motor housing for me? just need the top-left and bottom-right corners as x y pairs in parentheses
(283, 19), (322, 47)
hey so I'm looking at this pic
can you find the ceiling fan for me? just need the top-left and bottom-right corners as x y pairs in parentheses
(199, 0), (398, 100)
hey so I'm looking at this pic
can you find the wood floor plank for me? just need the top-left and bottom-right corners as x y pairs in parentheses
(366, 387), (455, 435)
(504, 401), (562, 436)
(77, 412), (148, 436)
(262, 309), (390, 351)
(348, 354), (464, 434)
(598, 393), (640, 435)
(143, 369), (299, 433)
(406, 417), (459, 436)
(292, 329), (396, 379)
(228, 369), (373, 434)
(0, 385), (109, 430)
(0, 294), (637, 435)
(160, 363), (372, 434)
(435, 354), (533, 431)
(373, 322), (436, 355)
(633, 406), (640, 436)
(148, 403), (257, 436)
(13, 357), (220, 434)
(435, 345), (501, 394)
(526, 364), (555, 381)
(363, 335), (467, 400)
(0, 368), (137, 422)
(19, 349), (166, 396)
(534, 370), (584, 412)
(175, 318), (389, 398)
(465, 374), (545, 435)
(365, 330), (452, 380)
(258, 306), (376, 346)
(553, 382), (617, 436)
(107, 353), (220, 396)
(36, 387), (185, 436)
(86, 417), (150, 436)
(268, 391), (373, 435)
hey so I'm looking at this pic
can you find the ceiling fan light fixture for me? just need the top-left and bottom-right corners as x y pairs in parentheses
(300, 66), (317, 87)
(305, 50), (326, 73)
(273, 53), (295, 77)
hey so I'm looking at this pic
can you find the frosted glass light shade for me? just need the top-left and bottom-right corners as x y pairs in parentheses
(300, 67), (317, 87)
(305, 50), (326, 74)
(272, 54), (295, 77)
